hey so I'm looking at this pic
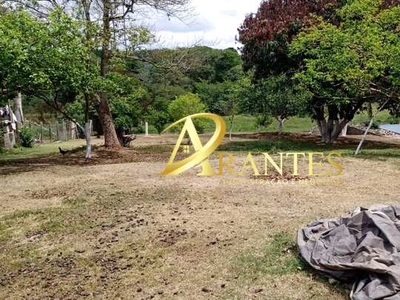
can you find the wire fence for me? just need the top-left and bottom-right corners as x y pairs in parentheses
(25, 121), (79, 143)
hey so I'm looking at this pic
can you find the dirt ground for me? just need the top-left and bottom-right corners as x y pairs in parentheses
(1, 134), (400, 299)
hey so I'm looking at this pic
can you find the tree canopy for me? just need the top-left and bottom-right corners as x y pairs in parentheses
(238, 0), (400, 142)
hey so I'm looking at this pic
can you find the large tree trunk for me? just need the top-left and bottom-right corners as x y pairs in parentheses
(314, 104), (349, 143)
(97, 0), (121, 149)
(98, 93), (120, 148)
(317, 118), (349, 143)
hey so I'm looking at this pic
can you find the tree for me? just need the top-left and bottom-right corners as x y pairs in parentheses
(168, 93), (206, 132)
(238, 0), (400, 143)
(6, 0), (191, 148)
(0, 10), (94, 128)
(133, 46), (245, 133)
(105, 72), (150, 142)
(195, 81), (235, 115)
(254, 75), (310, 133)
(290, 0), (400, 142)
(238, 0), (341, 79)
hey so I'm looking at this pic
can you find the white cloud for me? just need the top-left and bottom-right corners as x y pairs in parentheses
(148, 0), (261, 49)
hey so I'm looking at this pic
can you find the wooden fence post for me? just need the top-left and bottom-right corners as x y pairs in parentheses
(85, 120), (92, 159)
(40, 122), (43, 142)
(62, 121), (67, 140)
(56, 122), (59, 141)
(49, 123), (52, 141)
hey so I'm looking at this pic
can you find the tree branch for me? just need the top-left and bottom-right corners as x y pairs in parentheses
(37, 94), (85, 133)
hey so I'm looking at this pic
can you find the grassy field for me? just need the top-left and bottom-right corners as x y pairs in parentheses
(202, 115), (311, 133)
(2, 109), (398, 161)
(218, 136), (400, 160)
(1, 133), (400, 299)
(0, 139), (101, 161)
(202, 110), (400, 134)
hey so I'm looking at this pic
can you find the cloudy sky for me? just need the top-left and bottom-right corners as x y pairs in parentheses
(148, 0), (261, 49)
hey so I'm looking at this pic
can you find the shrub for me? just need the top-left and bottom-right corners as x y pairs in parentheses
(387, 116), (400, 124)
(19, 127), (35, 148)
(255, 114), (273, 131)
(364, 121), (380, 130)
(168, 93), (207, 133)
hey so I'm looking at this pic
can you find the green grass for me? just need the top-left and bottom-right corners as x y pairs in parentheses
(352, 108), (400, 126)
(234, 232), (306, 277)
(0, 139), (87, 161)
(203, 111), (400, 134)
(2, 112), (399, 162)
(232, 232), (350, 297)
(1, 197), (93, 238)
(203, 114), (311, 133)
(218, 139), (326, 153)
(218, 138), (400, 160)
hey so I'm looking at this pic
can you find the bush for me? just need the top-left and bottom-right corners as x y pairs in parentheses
(364, 121), (380, 129)
(168, 93), (207, 133)
(387, 116), (400, 124)
(19, 127), (35, 148)
(256, 114), (273, 131)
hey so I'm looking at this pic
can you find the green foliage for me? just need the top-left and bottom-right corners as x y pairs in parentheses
(64, 100), (85, 126)
(213, 48), (243, 82)
(365, 121), (380, 129)
(241, 75), (311, 132)
(238, 0), (400, 142)
(386, 115), (400, 124)
(104, 72), (150, 134)
(147, 109), (171, 134)
(144, 85), (187, 133)
(255, 114), (273, 130)
(234, 232), (304, 276)
(19, 127), (35, 148)
(0, 9), (98, 136)
(202, 114), (313, 133)
(134, 46), (248, 131)
(290, 0), (400, 104)
(124, 26), (155, 51)
(168, 93), (207, 133)
(195, 81), (239, 115)
(168, 93), (206, 120)
(0, 10), (94, 98)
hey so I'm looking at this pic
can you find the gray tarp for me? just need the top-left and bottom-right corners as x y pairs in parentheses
(297, 205), (400, 300)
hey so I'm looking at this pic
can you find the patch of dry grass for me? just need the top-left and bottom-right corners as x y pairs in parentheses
(1, 134), (400, 299)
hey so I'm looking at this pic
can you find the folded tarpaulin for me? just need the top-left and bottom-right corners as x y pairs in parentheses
(297, 205), (400, 300)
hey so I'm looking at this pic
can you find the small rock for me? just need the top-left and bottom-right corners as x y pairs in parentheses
(252, 288), (263, 294)
(201, 287), (211, 293)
